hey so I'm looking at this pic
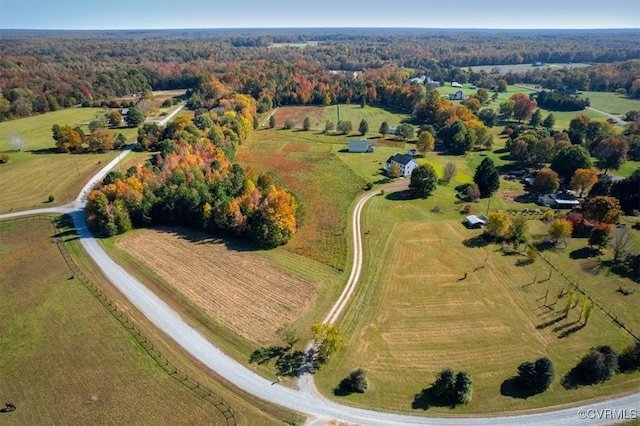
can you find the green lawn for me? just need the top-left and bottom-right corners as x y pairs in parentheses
(314, 192), (640, 415)
(582, 91), (640, 116)
(0, 108), (138, 213)
(0, 218), (296, 426)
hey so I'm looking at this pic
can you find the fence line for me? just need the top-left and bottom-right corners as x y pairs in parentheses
(533, 244), (640, 342)
(1, 215), (237, 425)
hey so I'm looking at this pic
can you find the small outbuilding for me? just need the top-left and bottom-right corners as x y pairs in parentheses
(348, 139), (373, 153)
(463, 215), (487, 229)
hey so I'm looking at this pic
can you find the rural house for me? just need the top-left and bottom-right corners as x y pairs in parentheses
(449, 90), (466, 100)
(385, 154), (418, 177)
(451, 81), (463, 88)
(537, 193), (580, 209)
(348, 139), (373, 153)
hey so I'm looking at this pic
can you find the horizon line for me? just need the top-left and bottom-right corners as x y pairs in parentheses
(2, 26), (639, 31)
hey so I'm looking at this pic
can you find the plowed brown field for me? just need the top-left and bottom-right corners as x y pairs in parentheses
(116, 227), (317, 345)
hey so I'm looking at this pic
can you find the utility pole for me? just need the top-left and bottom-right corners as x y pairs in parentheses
(485, 197), (492, 216)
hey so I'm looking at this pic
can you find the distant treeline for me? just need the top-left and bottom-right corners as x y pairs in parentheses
(1, 29), (639, 121)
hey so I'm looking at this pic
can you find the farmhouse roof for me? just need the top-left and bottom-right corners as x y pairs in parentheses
(349, 139), (368, 149)
(387, 154), (415, 166)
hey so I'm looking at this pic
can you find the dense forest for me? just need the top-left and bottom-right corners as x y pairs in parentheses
(1, 29), (640, 120)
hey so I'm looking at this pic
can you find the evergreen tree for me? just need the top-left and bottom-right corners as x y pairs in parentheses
(358, 119), (369, 136)
(473, 157), (500, 197)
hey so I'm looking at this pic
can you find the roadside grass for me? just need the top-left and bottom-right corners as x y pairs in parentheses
(0, 108), (137, 213)
(313, 195), (640, 414)
(239, 127), (367, 271)
(59, 217), (303, 425)
(0, 218), (299, 426)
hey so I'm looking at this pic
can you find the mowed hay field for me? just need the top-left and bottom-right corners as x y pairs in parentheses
(0, 219), (229, 425)
(115, 227), (318, 345)
(315, 193), (640, 414)
(0, 108), (135, 213)
(271, 104), (411, 131)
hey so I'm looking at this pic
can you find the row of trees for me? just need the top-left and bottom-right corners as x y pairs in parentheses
(52, 124), (127, 153)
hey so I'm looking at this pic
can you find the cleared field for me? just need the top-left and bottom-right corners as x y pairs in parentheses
(272, 104), (411, 135)
(0, 219), (229, 425)
(0, 108), (134, 213)
(582, 91), (640, 116)
(115, 227), (318, 345)
(315, 205), (640, 414)
(468, 63), (591, 74)
(239, 128), (367, 270)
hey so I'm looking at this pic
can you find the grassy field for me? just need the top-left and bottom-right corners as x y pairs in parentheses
(0, 108), (138, 213)
(314, 190), (640, 414)
(272, 104), (412, 133)
(582, 91), (640, 116)
(0, 218), (298, 425)
(238, 127), (368, 270)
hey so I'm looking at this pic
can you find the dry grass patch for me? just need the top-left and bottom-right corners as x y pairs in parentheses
(116, 227), (317, 345)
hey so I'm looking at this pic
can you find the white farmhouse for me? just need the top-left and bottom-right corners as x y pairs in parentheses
(385, 154), (418, 177)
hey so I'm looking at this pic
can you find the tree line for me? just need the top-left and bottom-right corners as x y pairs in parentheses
(85, 92), (299, 248)
(1, 29), (640, 121)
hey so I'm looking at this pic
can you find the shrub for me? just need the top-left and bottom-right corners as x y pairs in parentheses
(340, 368), (369, 394)
(461, 204), (472, 214)
(0, 154), (9, 163)
(516, 357), (554, 394)
(48, 195), (55, 203)
(364, 182), (373, 190)
(575, 346), (618, 384)
(431, 368), (472, 406)
(619, 341), (640, 373)
(283, 119), (294, 130)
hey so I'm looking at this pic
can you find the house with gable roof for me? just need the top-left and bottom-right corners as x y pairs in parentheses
(385, 154), (418, 177)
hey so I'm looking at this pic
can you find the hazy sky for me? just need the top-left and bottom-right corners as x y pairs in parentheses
(1, 0), (639, 30)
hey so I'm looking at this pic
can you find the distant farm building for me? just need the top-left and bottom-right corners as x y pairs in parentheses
(463, 215), (488, 229)
(348, 139), (373, 153)
(451, 82), (463, 88)
(385, 154), (418, 177)
(449, 90), (466, 100)
(537, 193), (580, 209)
(387, 126), (397, 136)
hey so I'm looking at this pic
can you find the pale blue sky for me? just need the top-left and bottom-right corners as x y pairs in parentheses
(1, 0), (638, 30)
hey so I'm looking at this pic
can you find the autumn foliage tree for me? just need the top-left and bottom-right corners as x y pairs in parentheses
(570, 168), (598, 197)
(511, 93), (537, 122)
(533, 169), (560, 194)
(593, 137), (629, 174)
(583, 196), (622, 225)
(548, 218), (573, 245)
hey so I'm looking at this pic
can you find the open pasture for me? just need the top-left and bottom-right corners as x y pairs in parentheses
(0, 219), (231, 425)
(315, 206), (640, 414)
(0, 108), (132, 213)
(114, 227), (318, 345)
(239, 128), (367, 270)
